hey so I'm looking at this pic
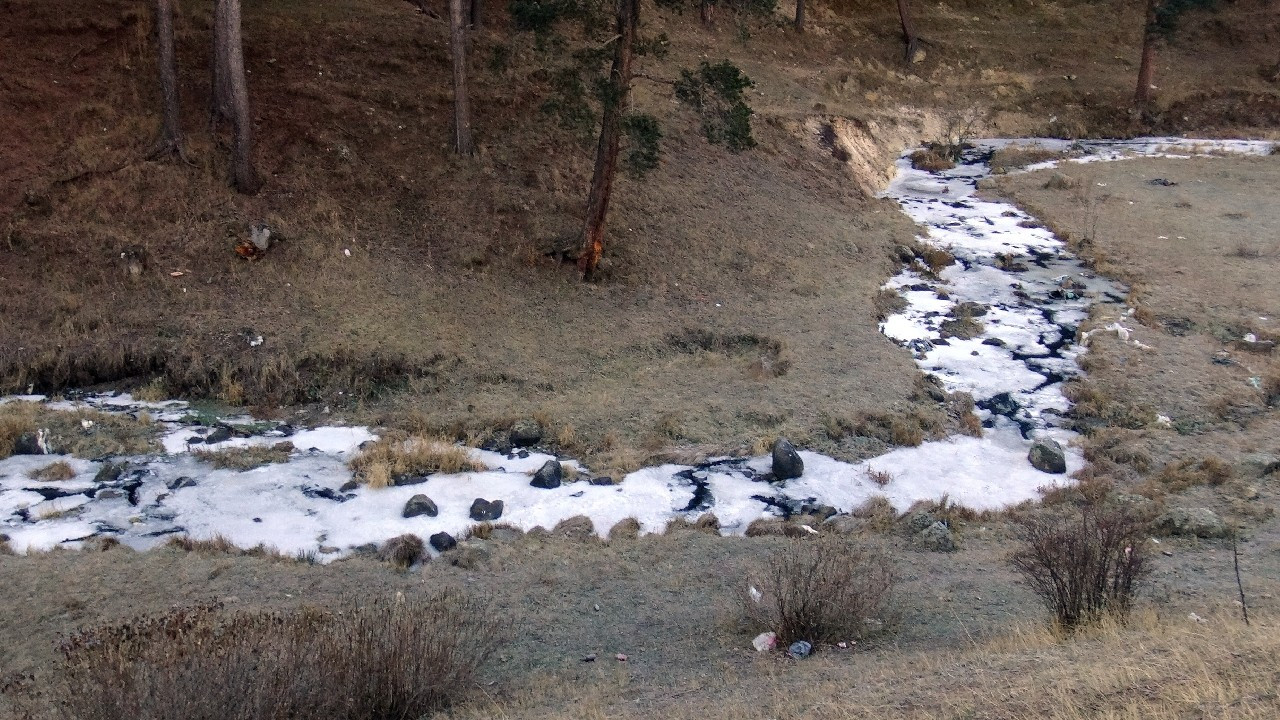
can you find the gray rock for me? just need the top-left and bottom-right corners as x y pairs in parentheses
(402, 494), (438, 519)
(772, 438), (804, 480)
(166, 476), (197, 490)
(339, 479), (359, 492)
(392, 474), (429, 487)
(1155, 507), (1230, 538)
(204, 426), (233, 444)
(894, 245), (916, 263)
(12, 431), (49, 455)
(1235, 453), (1280, 479)
(915, 521), (956, 552)
(429, 531), (457, 552)
(94, 462), (127, 484)
(488, 526), (524, 543)
(1029, 438), (1067, 474)
(822, 515), (867, 534)
(530, 460), (563, 489)
(509, 420), (543, 448)
(95, 488), (124, 500)
(588, 475), (616, 486)
(904, 510), (938, 535)
(469, 498), (504, 522)
(449, 540), (491, 570)
(787, 640), (813, 659)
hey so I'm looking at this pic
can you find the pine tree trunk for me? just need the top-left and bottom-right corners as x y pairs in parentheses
(149, 0), (184, 159)
(578, 0), (638, 280)
(214, 0), (261, 193)
(449, 0), (475, 155)
(700, 0), (713, 26)
(794, 0), (804, 32)
(897, 0), (919, 61)
(210, 0), (232, 129)
(1134, 0), (1159, 108)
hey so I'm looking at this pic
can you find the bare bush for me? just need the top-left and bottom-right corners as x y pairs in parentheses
(747, 537), (897, 647)
(1010, 503), (1152, 629)
(16, 591), (503, 720)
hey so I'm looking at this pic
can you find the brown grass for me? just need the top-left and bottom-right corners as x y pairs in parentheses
(165, 534), (314, 563)
(1148, 456), (1233, 494)
(192, 442), (295, 471)
(868, 469), (893, 487)
(28, 460), (77, 481)
(850, 495), (898, 533)
(919, 246), (956, 274)
(348, 433), (487, 488)
(908, 148), (955, 172)
(0, 401), (159, 460)
(378, 533), (426, 569)
(988, 146), (1066, 174)
(872, 287), (908, 320)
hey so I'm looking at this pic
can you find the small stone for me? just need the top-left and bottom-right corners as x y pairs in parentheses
(469, 498), (504, 522)
(530, 460), (563, 489)
(94, 462), (127, 484)
(588, 476), (616, 486)
(393, 474), (429, 487)
(429, 531), (457, 552)
(95, 488), (124, 500)
(339, 479), (359, 492)
(615, 653), (628, 662)
(509, 420), (543, 448)
(1028, 437), (1067, 474)
(402, 494), (438, 519)
(772, 438), (804, 480)
(582, 653), (597, 662)
(319, 545), (340, 554)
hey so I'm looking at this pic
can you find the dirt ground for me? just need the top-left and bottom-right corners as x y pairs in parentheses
(2, 524), (1279, 718)
(995, 154), (1280, 534)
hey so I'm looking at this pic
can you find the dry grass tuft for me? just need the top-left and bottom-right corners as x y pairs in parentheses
(989, 146), (1065, 173)
(349, 433), (487, 488)
(7, 592), (504, 719)
(165, 534), (310, 563)
(850, 496), (898, 533)
(872, 287), (908, 320)
(829, 410), (935, 447)
(133, 378), (169, 403)
(868, 469), (893, 487)
(607, 517), (642, 541)
(28, 460), (77, 481)
(908, 148), (955, 172)
(192, 442), (295, 471)
(378, 533), (426, 569)
(1149, 456), (1233, 493)
(919, 246), (956, 274)
(746, 536), (897, 647)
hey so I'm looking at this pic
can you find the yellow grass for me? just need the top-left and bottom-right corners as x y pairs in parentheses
(348, 433), (487, 488)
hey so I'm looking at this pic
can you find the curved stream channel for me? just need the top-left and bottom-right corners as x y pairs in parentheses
(2, 138), (1274, 556)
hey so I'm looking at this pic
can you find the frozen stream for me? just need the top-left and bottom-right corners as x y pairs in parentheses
(1, 138), (1274, 557)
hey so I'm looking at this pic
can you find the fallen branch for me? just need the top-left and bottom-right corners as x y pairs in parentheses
(1233, 532), (1250, 626)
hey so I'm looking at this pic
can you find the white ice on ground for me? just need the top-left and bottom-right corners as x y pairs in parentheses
(2, 138), (1265, 558)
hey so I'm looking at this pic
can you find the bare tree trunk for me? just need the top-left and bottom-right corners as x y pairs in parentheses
(578, 0), (638, 280)
(214, 0), (261, 193)
(896, 0), (919, 61)
(794, 0), (804, 32)
(1134, 0), (1159, 108)
(209, 0), (232, 129)
(449, 0), (475, 155)
(700, 0), (713, 26)
(470, 0), (482, 28)
(148, 0), (185, 160)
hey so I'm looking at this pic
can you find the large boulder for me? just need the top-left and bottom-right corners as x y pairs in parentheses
(469, 498), (504, 522)
(1155, 507), (1230, 538)
(509, 420), (543, 448)
(530, 460), (563, 489)
(402, 494), (438, 519)
(914, 521), (956, 552)
(1029, 438), (1067, 474)
(771, 438), (804, 480)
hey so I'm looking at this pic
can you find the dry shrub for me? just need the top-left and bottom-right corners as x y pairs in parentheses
(988, 146), (1064, 173)
(908, 148), (955, 172)
(29, 460), (76, 481)
(1010, 503), (1152, 629)
(844, 411), (929, 447)
(1150, 456), (1232, 493)
(378, 534), (426, 569)
(133, 378), (169, 403)
(349, 433), (487, 488)
(18, 591), (504, 720)
(1082, 429), (1152, 472)
(192, 442), (295, 471)
(868, 469), (893, 487)
(958, 411), (983, 436)
(746, 537), (897, 647)
(1065, 381), (1156, 430)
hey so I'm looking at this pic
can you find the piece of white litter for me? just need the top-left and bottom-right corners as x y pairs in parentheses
(748, 585), (763, 604)
(1244, 333), (1258, 343)
(800, 524), (818, 535)
(1188, 612), (1206, 624)
(1155, 415), (1172, 428)
(343, 249), (351, 257)
(752, 632), (777, 652)
(80, 419), (94, 430)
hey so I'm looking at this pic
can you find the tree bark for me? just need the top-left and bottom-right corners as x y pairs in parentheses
(896, 0), (919, 61)
(700, 0), (713, 26)
(449, 0), (475, 155)
(209, 0), (232, 129)
(794, 0), (804, 32)
(148, 0), (185, 160)
(214, 0), (261, 193)
(1134, 0), (1159, 108)
(470, 0), (482, 28)
(577, 0), (638, 280)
